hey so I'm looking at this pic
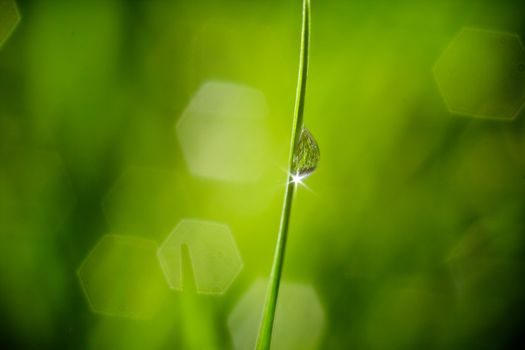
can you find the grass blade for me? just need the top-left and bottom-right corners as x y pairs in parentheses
(255, 0), (311, 349)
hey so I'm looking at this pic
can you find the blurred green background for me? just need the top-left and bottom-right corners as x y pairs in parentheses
(1, 0), (525, 349)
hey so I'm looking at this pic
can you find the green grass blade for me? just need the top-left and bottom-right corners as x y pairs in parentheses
(255, 0), (311, 349)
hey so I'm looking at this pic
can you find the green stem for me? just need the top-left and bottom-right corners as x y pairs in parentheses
(255, 0), (311, 349)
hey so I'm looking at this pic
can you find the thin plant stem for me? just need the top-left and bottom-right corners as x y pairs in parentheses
(255, 0), (311, 349)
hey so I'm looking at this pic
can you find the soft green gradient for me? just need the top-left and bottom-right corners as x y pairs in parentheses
(1, 0), (525, 349)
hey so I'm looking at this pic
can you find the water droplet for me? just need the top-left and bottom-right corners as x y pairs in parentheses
(292, 127), (320, 178)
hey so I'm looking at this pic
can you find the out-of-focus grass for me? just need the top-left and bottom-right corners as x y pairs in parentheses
(1, 0), (525, 349)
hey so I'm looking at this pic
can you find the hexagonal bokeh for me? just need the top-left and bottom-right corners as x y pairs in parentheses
(176, 81), (270, 182)
(0, 0), (19, 48)
(228, 279), (325, 350)
(78, 235), (169, 319)
(157, 219), (243, 295)
(434, 28), (525, 120)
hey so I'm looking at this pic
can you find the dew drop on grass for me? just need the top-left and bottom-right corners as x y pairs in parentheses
(292, 127), (320, 178)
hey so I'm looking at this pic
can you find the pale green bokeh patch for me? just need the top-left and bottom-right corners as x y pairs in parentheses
(157, 219), (243, 295)
(434, 28), (525, 120)
(176, 81), (271, 182)
(228, 279), (325, 350)
(78, 235), (169, 319)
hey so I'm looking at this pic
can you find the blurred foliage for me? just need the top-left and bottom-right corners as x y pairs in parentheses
(1, 0), (525, 349)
